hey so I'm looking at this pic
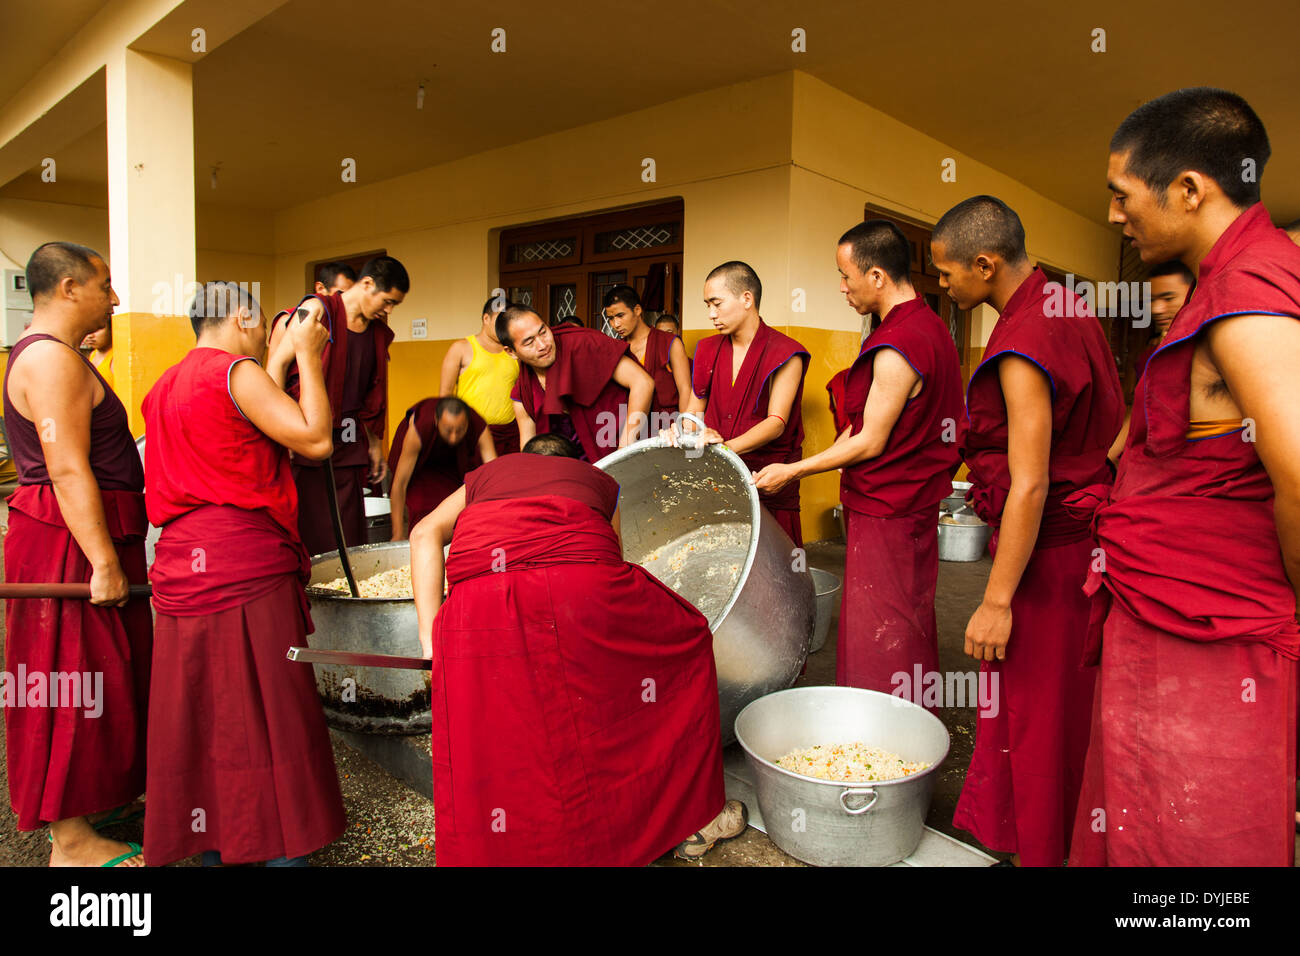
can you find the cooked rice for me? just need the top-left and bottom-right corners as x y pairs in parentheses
(775, 742), (928, 782)
(317, 564), (413, 598)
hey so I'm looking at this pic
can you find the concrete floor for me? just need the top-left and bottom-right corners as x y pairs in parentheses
(2, 499), (1295, 866)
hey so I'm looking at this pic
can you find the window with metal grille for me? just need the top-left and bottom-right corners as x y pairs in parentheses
(593, 222), (678, 255)
(506, 237), (577, 265)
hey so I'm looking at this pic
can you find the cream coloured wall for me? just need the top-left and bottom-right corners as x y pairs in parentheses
(196, 203), (278, 317)
(0, 197), (109, 269)
(790, 72), (1119, 348)
(270, 72), (798, 340)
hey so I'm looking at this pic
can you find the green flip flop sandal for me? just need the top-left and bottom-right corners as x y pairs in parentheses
(101, 841), (144, 868)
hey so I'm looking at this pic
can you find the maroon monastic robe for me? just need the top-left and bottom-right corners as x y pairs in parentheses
(430, 454), (725, 865)
(1068, 204), (1300, 867)
(826, 367), (851, 437)
(3, 333), (151, 831)
(952, 267), (1123, 867)
(691, 321), (809, 546)
(272, 294), (394, 555)
(141, 348), (345, 865)
(387, 398), (488, 528)
(636, 326), (680, 429)
(510, 327), (630, 462)
(835, 297), (963, 701)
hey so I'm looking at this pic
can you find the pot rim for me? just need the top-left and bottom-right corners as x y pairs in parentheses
(734, 686), (951, 789)
(306, 540), (416, 603)
(594, 439), (761, 631)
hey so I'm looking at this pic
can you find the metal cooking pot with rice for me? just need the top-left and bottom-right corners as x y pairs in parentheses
(736, 686), (950, 866)
(595, 436), (815, 744)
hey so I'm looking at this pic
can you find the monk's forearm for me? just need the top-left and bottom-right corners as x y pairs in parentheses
(728, 418), (784, 456)
(390, 477), (409, 536)
(266, 352), (292, 389)
(622, 382), (654, 445)
(793, 430), (883, 479)
(410, 526), (445, 654)
(295, 354), (333, 453)
(48, 469), (120, 572)
(983, 483), (1046, 608)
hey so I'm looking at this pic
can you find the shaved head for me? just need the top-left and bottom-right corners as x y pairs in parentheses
(495, 303), (541, 349)
(523, 433), (580, 458)
(838, 220), (912, 283)
(188, 281), (262, 336)
(25, 241), (102, 301)
(705, 261), (762, 310)
(932, 196), (1028, 266)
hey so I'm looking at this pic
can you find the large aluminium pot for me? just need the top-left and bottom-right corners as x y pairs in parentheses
(595, 439), (815, 744)
(735, 686), (950, 866)
(304, 541), (429, 735)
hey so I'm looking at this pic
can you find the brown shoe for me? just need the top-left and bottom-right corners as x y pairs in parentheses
(673, 800), (748, 860)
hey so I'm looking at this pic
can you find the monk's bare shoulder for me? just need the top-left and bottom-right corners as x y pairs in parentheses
(8, 337), (97, 417)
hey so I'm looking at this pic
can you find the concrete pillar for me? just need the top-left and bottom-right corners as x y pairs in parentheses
(106, 47), (196, 435)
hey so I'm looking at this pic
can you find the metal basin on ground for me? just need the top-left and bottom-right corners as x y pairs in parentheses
(595, 440), (815, 744)
(809, 567), (841, 653)
(735, 686), (950, 866)
(305, 541), (428, 734)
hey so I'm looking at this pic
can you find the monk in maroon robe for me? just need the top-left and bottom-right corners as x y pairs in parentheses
(142, 282), (345, 866)
(388, 396), (496, 539)
(931, 197), (1124, 867)
(602, 284), (690, 435)
(269, 256), (407, 556)
(501, 305), (655, 462)
(825, 367), (852, 438)
(409, 434), (746, 865)
(3, 242), (149, 867)
(683, 261), (809, 547)
(1070, 89), (1300, 866)
(755, 222), (963, 702)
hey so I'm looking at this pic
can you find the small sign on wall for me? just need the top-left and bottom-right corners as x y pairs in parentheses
(411, 318), (427, 340)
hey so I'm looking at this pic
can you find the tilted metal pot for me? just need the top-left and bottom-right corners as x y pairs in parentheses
(304, 541), (429, 735)
(735, 686), (950, 866)
(595, 435), (815, 744)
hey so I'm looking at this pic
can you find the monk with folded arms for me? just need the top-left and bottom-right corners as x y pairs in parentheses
(601, 284), (691, 433)
(3, 242), (150, 867)
(1070, 88), (1300, 867)
(410, 434), (746, 864)
(934, 196), (1124, 867)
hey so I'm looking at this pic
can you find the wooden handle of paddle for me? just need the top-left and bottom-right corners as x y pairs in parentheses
(0, 583), (152, 599)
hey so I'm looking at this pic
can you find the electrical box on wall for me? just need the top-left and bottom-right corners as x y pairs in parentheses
(2, 269), (34, 347)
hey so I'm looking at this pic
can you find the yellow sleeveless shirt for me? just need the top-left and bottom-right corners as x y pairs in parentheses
(456, 335), (518, 425)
